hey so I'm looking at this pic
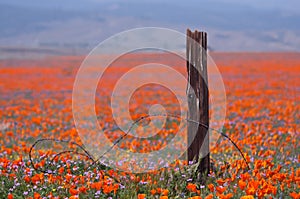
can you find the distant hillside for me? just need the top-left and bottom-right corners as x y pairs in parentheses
(0, 0), (300, 54)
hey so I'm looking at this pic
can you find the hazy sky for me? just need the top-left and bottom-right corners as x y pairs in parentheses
(2, 0), (300, 12)
(215, 0), (299, 12)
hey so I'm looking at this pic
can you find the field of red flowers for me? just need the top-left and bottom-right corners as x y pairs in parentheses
(0, 52), (299, 198)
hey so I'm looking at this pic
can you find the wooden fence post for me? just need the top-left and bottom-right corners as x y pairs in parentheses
(186, 29), (210, 177)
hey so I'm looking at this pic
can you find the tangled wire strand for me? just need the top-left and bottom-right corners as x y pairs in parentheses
(29, 114), (251, 178)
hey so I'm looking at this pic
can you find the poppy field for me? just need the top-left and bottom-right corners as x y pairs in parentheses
(0, 52), (299, 198)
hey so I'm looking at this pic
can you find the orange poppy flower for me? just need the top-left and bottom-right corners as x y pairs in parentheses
(289, 192), (300, 199)
(7, 193), (13, 199)
(162, 189), (169, 196)
(160, 196), (168, 199)
(150, 189), (156, 195)
(69, 188), (79, 196)
(216, 186), (226, 194)
(138, 194), (146, 199)
(238, 180), (247, 190)
(207, 183), (214, 192)
(187, 183), (197, 192)
(33, 192), (41, 199)
(240, 196), (254, 199)
(204, 194), (213, 199)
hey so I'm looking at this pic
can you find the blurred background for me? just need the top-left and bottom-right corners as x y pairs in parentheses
(1, 0), (299, 58)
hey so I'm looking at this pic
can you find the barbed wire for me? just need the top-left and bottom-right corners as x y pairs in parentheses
(29, 138), (95, 174)
(29, 113), (251, 178)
